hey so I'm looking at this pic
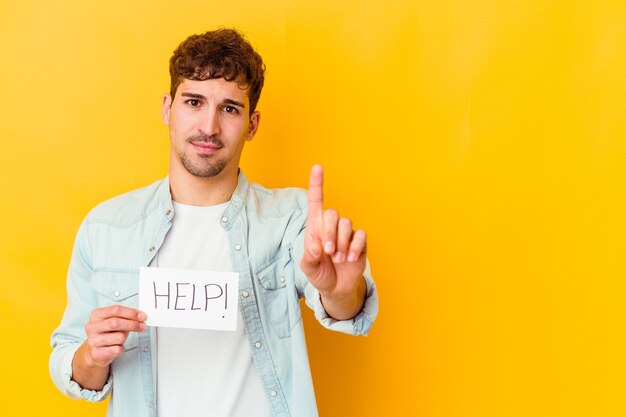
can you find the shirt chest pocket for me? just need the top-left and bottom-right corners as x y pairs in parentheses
(255, 253), (302, 339)
(90, 270), (140, 351)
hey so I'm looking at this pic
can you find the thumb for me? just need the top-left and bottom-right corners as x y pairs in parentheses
(300, 234), (323, 277)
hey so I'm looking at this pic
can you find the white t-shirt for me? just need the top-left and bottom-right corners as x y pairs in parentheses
(156, 201), (272, 417)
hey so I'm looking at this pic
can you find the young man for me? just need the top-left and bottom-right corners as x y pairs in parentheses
(50, 28), (378, 417)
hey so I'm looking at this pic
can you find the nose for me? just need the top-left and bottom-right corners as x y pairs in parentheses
(198, 108), (221, 137)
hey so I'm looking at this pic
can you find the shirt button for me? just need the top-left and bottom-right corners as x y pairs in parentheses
(270, 390), (277, 397)
(165, 209), (172, 216)
(113, 290), (121, 297)
(148, 246), (156, 252)
(254, 341), (262, 349)
(142, 347), (150, 353)
(234, 244), (241, 251)
(241, 290), (249, 298)
(280, 276), (286, 284)
(221, 216), (228, 223)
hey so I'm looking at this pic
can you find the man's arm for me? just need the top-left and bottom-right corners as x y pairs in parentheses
(49, 219), (146, 399)
(299, 165), (369, 321)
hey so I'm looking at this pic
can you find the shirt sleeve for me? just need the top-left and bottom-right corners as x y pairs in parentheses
(291, 204), (379, 336)
(49, 219), (113, 402)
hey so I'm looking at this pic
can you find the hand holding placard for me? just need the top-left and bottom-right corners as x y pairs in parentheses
(71, 305), (146, 391)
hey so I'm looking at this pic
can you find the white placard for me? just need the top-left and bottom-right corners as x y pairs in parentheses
(139, 267), (239, 331)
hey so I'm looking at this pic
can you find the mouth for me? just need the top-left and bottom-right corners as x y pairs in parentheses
(190, 141), (222, 155)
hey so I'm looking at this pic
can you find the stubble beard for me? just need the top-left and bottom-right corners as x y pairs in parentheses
(178, 133), (228, 178)
(179, 153), (227, 178)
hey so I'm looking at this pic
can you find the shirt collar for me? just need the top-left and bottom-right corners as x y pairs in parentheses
(156, 170), (250, 229)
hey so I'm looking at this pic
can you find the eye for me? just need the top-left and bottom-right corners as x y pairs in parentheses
(223, 105), (239, 114)
(186, 99), (200, 107)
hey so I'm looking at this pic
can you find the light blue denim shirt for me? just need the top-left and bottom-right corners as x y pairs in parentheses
(50, 171), (378, 417)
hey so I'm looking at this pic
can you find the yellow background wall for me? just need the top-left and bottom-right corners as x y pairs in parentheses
(1, 1), (625, 416)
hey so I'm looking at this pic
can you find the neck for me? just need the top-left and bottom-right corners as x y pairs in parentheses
(168, 162), (239, 206)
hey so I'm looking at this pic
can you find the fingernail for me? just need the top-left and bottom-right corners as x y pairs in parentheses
(140, 323), (147, 331)
(310, 244), (321, 258)
(138, 312), (147, 321)
(348, 252), (357, 262)
(333, 252), (345, 263)
(324, 241), (334, 253)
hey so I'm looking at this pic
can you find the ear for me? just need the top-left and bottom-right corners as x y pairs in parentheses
(246, 110), (260, 141)
(162, 94), (172, 125)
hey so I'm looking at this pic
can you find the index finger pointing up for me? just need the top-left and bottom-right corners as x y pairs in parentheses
(308, 164), (324, 220)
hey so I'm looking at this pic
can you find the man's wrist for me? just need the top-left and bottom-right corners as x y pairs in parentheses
(71, 342), (111, 391)
(319, 276), (367, 320)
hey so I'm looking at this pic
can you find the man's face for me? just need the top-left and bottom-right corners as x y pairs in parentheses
(162, 77), (259, 179)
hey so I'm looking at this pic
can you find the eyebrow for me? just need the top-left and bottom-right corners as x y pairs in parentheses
(180, 93), (245, 108)
(223, 98), (246, 108)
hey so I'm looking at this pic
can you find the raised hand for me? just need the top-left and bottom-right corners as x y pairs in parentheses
(300, 165), (367, 319)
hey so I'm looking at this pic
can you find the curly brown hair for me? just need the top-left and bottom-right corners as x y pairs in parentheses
(169, 28), (266, 114)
